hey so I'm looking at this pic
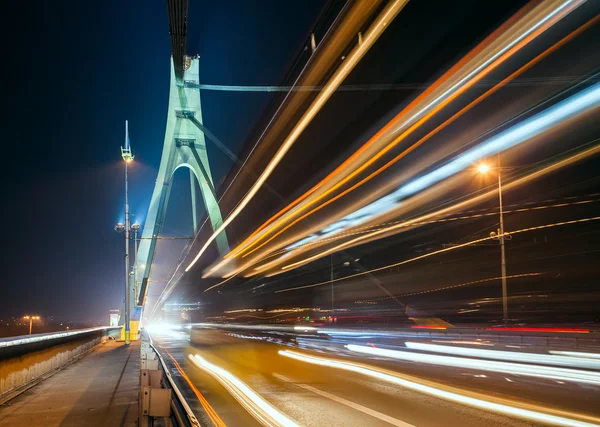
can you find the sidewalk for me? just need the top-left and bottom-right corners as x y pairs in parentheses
(0, 339), (139, 426)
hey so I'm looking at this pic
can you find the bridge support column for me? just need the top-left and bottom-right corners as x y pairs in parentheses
(134, 57), (230, 317)
(190, 169), (198, 233)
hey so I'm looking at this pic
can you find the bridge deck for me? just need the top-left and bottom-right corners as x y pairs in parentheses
(0, 340), (139, 427)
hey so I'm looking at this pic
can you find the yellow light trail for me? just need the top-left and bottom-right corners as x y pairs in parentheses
(225, 1), (586, 263)
(188, 354), (300, 427)
(354, 272), (544, 304)
(275, 216), (600, 293)
(267, 141), (600, 274)
(162, 348), (226, 427)
(204, 272), (240, 293)
(185, 0), (410, 272)
(279, 197), (600, 260)
(225, 161), (600, 280)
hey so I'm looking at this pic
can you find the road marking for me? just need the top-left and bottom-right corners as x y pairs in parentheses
(273, 373), (415, 427)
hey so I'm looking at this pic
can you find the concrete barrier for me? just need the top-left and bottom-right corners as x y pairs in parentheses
(0, 327), (121, 403)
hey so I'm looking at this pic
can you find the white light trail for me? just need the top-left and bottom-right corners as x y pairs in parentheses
(184, 0), (410, 272)
(145, 322), (185, 337)
(405, 342), (600, 370)
(345, 344), (600, 385)
(550, 351), (600, 360)
(293, 326), (317, 332)
(279, 349), (600, 427)
(188, 354), (300, 427)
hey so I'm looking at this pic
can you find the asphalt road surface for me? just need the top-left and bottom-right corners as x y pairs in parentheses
(150, 327), (600, 427)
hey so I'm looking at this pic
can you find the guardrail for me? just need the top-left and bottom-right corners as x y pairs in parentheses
(140, 331), (200, 427)
(0, 326), (121, 404)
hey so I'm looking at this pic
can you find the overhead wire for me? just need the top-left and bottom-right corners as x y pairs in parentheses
(275, 216), (600, 293)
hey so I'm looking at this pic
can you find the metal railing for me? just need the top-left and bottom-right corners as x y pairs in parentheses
(139, 331), (200, 427)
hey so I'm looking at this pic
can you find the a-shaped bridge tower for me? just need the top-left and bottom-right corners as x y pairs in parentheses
(134, 57), (230, 316)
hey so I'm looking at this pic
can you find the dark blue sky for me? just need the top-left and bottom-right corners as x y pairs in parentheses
(2, 0), (323, 322)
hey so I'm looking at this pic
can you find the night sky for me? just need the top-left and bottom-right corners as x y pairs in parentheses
(2, 0), (323, 322)
(3, 1), (598, 325)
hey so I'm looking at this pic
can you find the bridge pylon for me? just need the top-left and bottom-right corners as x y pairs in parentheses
(135, 56), (229, 313)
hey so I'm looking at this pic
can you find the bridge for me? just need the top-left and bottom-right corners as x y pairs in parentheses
(2, 0), (600, 426)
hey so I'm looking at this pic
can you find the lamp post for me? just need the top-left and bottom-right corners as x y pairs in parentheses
(330, 255), (334, 320)
(116, 120), (134, 345)
(131, 223), (141, 303)
(23, 315), (40, 335)
(477, 157), (509, 324)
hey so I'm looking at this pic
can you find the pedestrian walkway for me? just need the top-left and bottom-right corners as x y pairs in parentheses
(0, 339), (139, 426)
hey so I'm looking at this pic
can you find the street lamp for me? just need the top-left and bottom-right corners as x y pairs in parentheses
(23, 315), (40, 335)
(477, 163), (490, 174)
(477, 156), (509, 324)
(115, 120), (135, 345)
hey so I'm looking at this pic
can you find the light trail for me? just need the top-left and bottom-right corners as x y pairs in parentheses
(268, 140), (600, 277)
(275, 216), (600, 293)
(215, 144), (600, 280)
(204, 272), (241, 293)
(236, 10), (598, 261)
(279, 349), (600, 427)
(272, 373), (415, 427)
(354, 272), (544, 303)
(224, 0), (584, 263)
(222, 82), (600, 279)
(188, 354), (300, 427)
(299, 197), (600, 260)
(184, 0), (409, 272)
(163, 349), (226, 427)
(404, 342), (600, 370)
(346, 344), (600, 385)
(487, 327), (590, 333)
(550, 351), (600, 360)
(277, 80), (600, 266)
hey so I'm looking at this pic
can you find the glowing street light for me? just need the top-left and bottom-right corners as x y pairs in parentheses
(115, 120), (135, 345)
(477, 157), (509, 324)
(23, 315), (40, 335)
(477, 163), (490, 174)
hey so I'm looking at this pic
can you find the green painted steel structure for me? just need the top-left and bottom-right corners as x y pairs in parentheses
(135, 57), (229, 317)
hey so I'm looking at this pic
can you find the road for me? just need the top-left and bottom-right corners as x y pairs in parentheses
(150, 327), (600, 427)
